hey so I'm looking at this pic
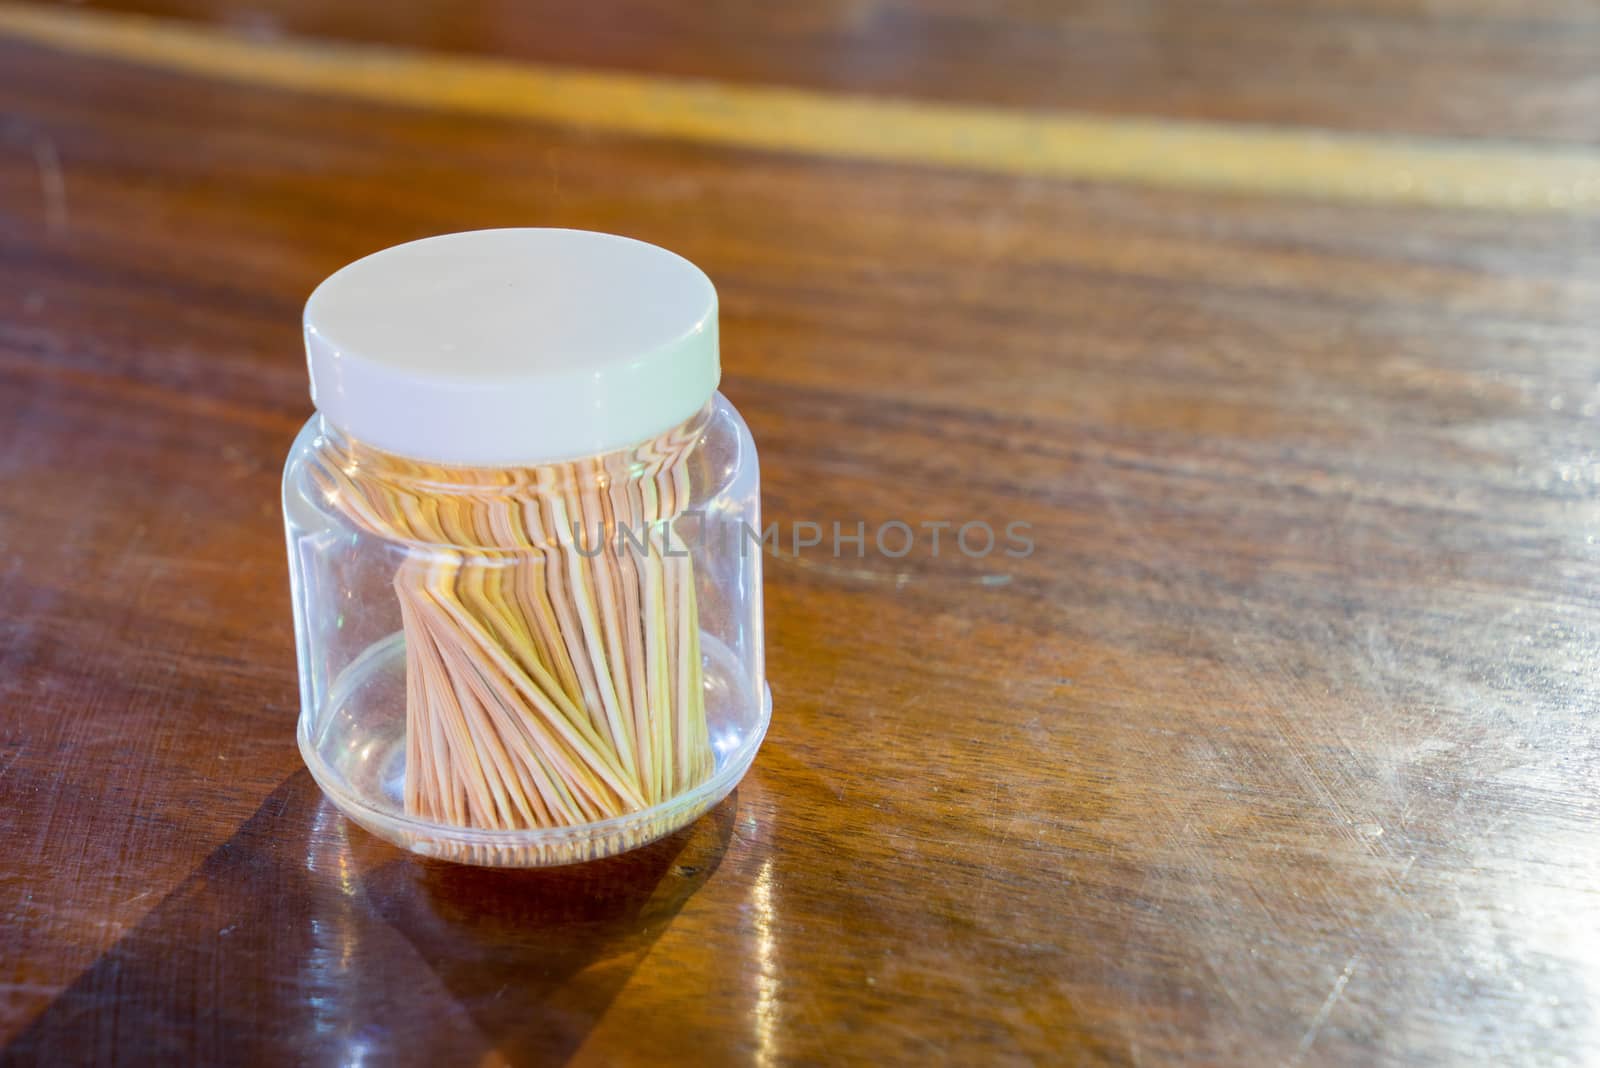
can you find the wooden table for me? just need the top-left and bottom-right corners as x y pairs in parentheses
(3, 2), (1599, 1063)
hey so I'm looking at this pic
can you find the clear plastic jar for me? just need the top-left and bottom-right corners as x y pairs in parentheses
(282, 230), (768, 867)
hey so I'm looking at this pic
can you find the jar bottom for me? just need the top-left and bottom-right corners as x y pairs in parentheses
(299, 631), (770, 867)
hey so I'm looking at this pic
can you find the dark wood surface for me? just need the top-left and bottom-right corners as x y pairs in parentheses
(57, 0), (1600, 143)
(3, 2), (1600, 1064)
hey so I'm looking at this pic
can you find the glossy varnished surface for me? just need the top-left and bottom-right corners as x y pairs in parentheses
(54, 0), (1600, 144)
(3, 3), (1600, 1064)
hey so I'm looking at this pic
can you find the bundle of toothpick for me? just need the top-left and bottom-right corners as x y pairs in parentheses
(313, 424), (712, 830)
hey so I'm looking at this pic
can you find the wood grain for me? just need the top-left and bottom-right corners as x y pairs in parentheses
(6, 3), (1600, 215)
(47, 0), (1600, 146)
(2, 2), (1600, 1065)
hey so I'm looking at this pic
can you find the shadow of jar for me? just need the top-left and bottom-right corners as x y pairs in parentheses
(3, 770), (736, 1066)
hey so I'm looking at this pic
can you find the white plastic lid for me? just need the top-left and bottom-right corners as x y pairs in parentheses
(304, 228), (719, 466)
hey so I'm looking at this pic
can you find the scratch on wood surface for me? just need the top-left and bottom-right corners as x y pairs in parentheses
(1293, 954), (1359, 1062)
(31, 136), (68, 233)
